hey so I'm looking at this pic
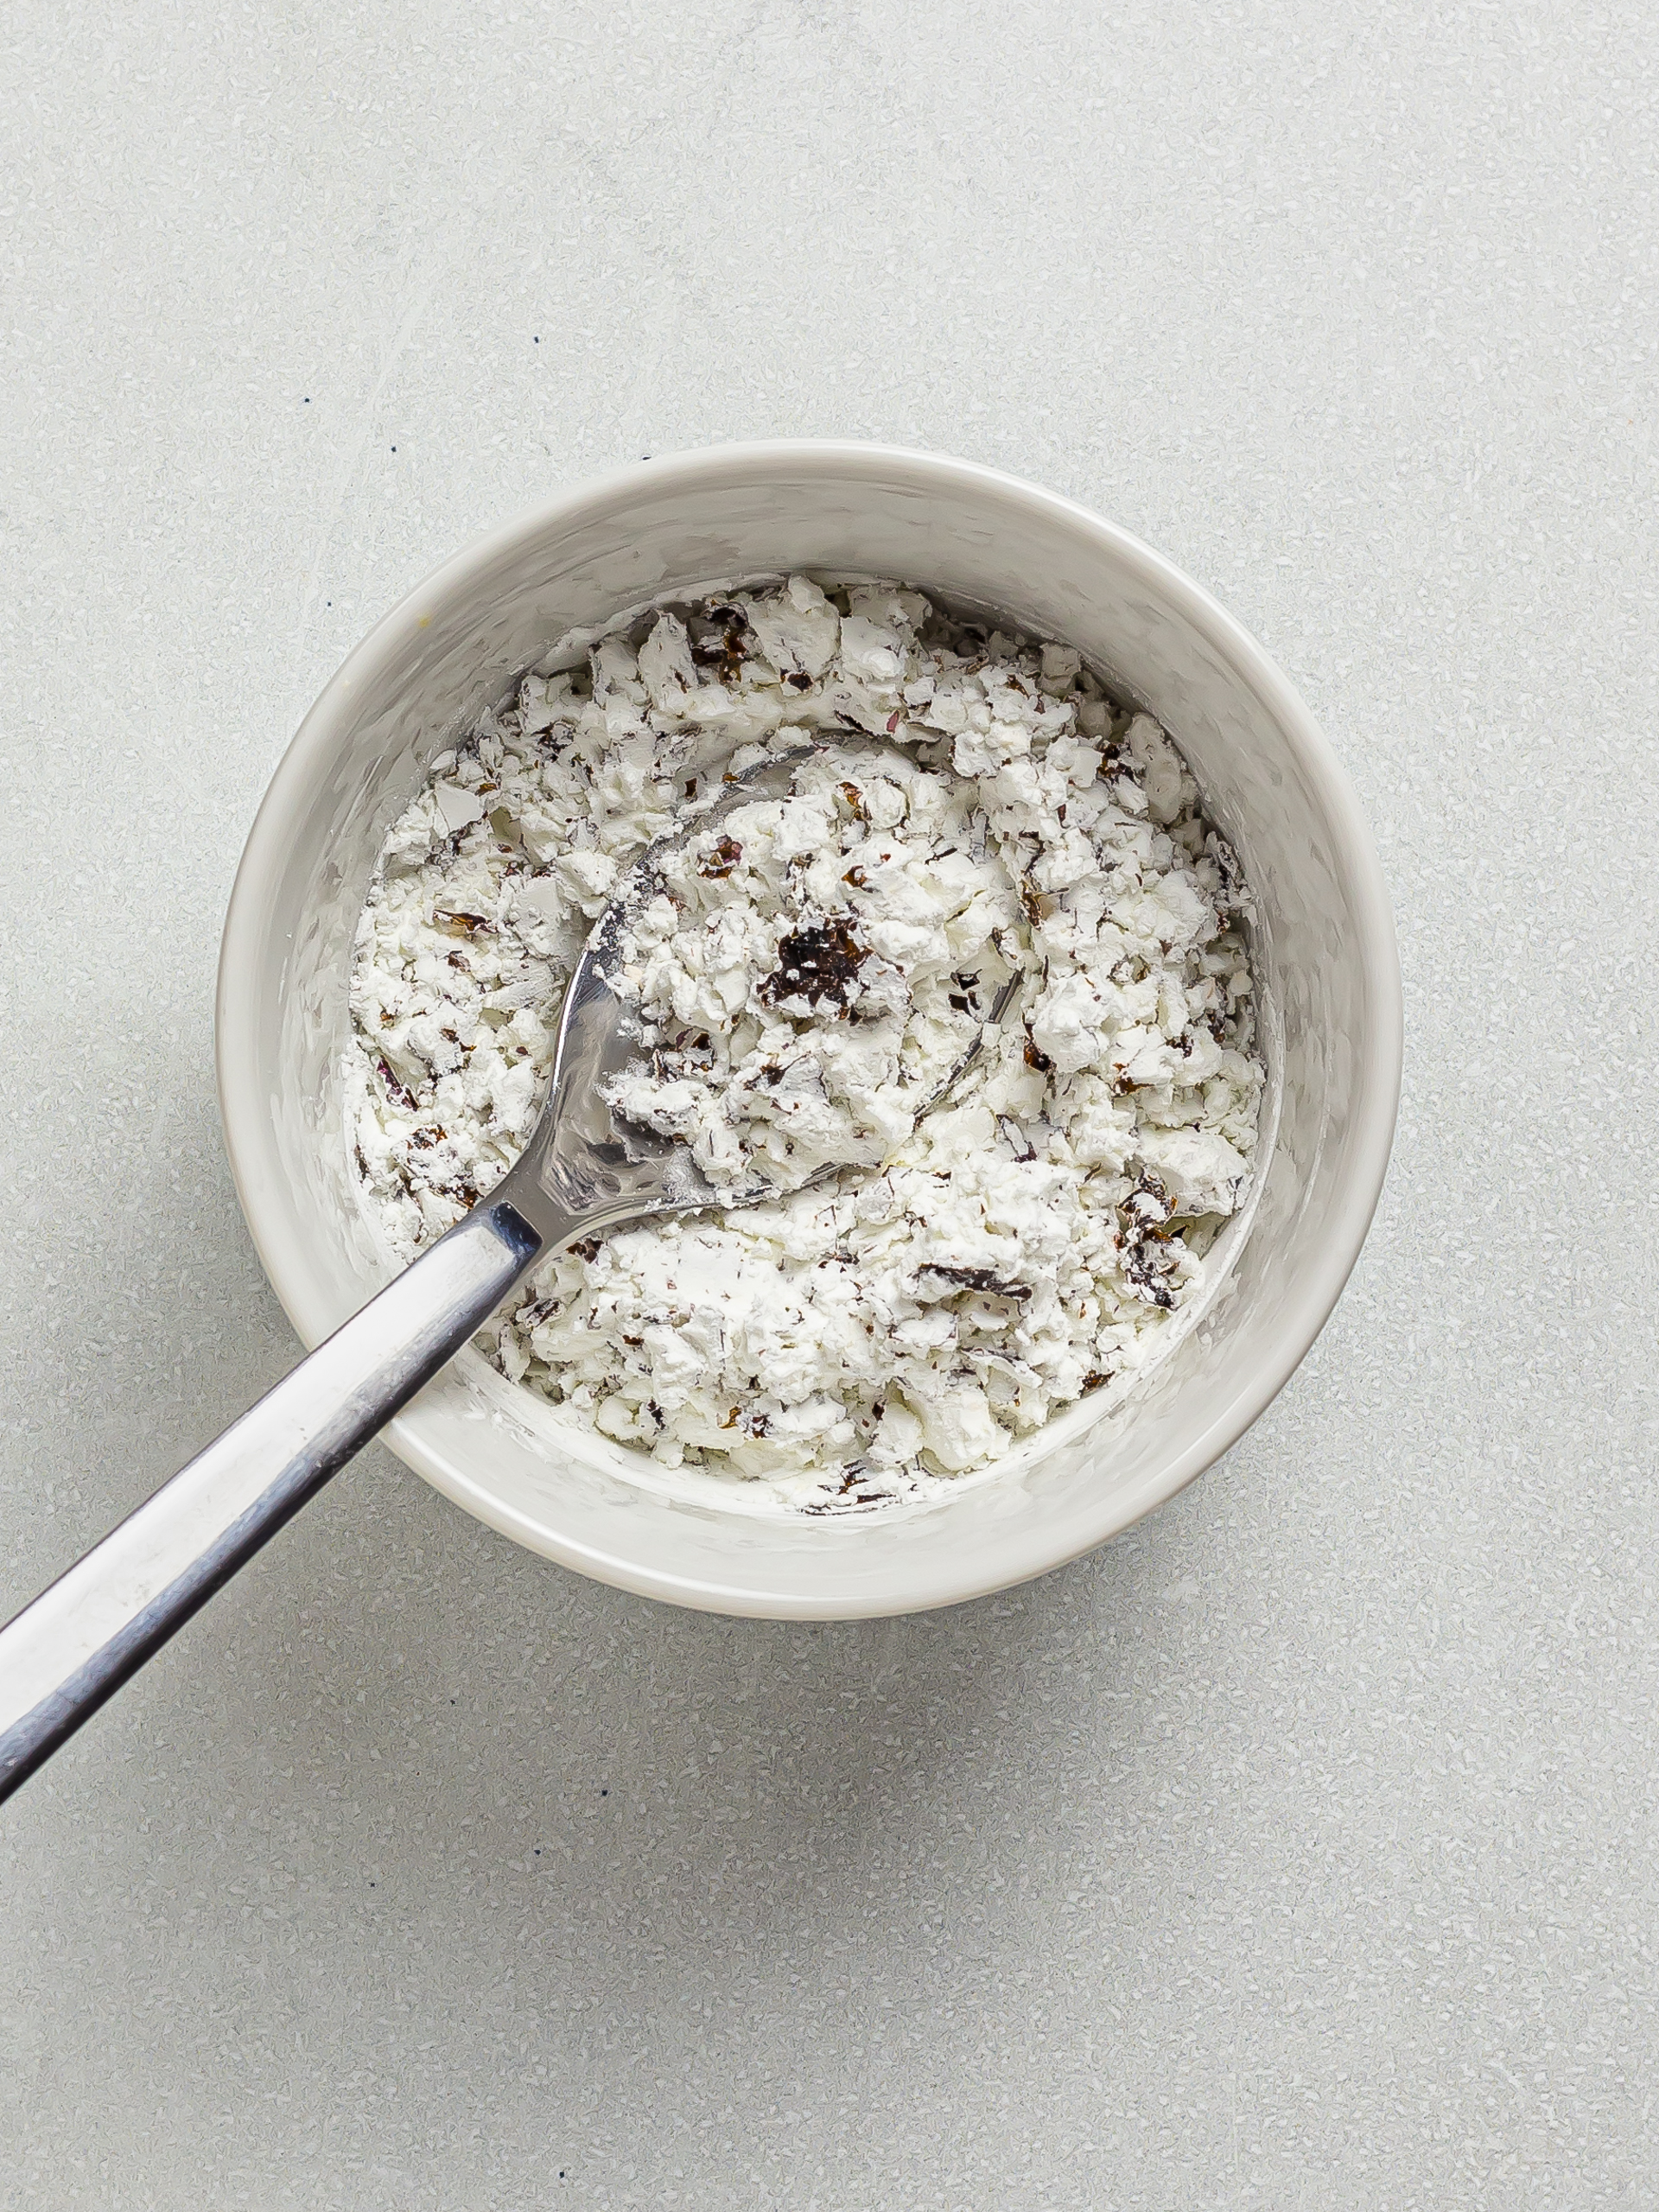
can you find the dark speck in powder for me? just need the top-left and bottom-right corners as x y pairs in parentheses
(697, 834), (743, 880)
(377, 1058), (417, 1112)
(921, 1263), (1033, 1302)
(760, 918), (867, 1011)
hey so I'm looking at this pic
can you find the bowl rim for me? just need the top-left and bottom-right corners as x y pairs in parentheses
(215, 439), (1403, 1614)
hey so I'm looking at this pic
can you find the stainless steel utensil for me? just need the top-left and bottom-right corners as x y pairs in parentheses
(0, 739), (1009, 1804)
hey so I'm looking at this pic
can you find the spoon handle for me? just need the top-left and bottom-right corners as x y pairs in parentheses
(0, 1196), (544, 1808)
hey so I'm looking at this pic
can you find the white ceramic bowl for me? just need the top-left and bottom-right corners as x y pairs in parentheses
(216, 442), (1401, 1619)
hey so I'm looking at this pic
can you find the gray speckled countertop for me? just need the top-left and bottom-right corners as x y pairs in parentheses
(3, 4), (1656, 2206)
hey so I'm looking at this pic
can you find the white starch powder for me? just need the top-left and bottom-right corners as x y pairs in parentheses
(347, 578), (1264, 1511)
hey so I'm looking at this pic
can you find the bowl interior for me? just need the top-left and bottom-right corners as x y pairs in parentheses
(218, 445), (1399, 1618)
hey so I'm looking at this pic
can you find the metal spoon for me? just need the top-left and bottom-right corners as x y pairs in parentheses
(0, 739), (1014, 1803)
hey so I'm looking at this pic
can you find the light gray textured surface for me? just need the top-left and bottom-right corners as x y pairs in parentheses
(2, 1), (1656, 2204)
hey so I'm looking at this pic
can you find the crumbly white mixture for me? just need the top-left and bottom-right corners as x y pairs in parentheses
(602, 743), (1018, 1195)
(347, 577), (1264, 1510)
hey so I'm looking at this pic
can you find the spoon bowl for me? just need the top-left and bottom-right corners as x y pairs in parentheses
(512, 733), (1020, 1236)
